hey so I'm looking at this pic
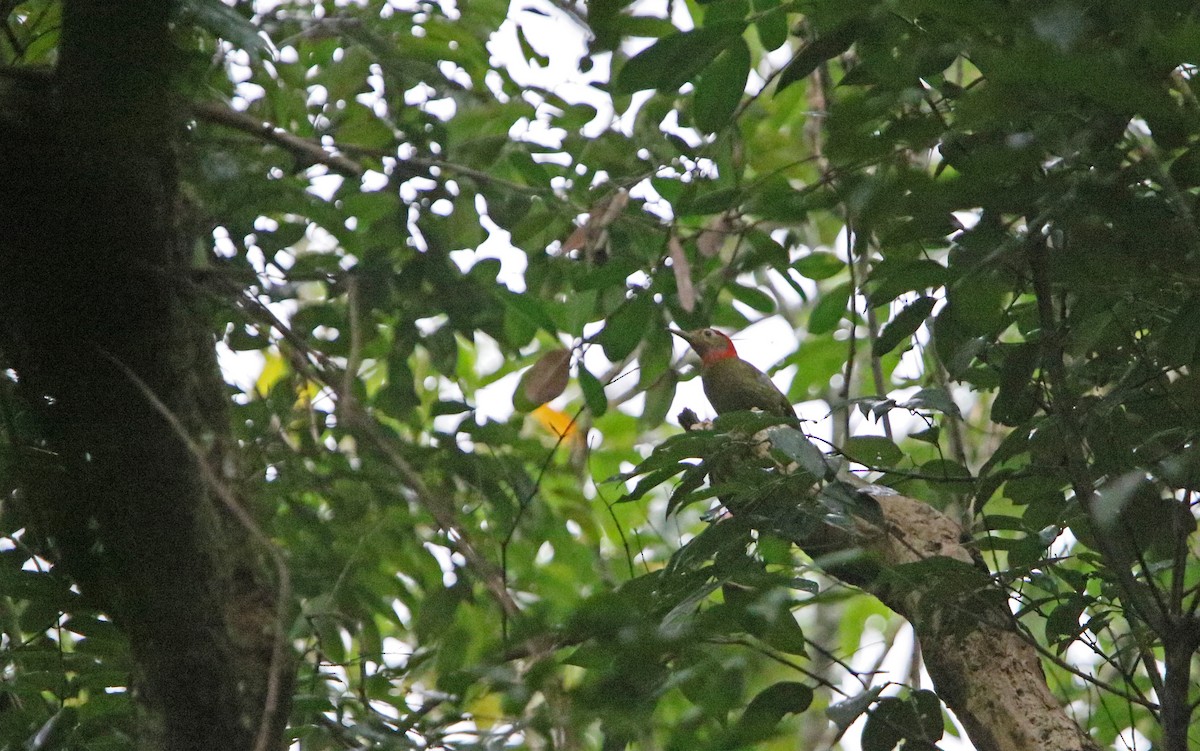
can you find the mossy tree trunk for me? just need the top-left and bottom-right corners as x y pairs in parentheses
(0, 2), (287, 749)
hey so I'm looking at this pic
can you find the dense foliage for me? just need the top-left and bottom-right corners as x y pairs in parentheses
(1, 0), (1199, 749)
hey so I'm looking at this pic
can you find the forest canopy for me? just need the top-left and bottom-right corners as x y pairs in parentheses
(1, 1), (1199, 750)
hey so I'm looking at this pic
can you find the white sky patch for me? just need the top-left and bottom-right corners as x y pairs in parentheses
(422, 542), (459, 587)
(218, 343), (267, 394)
(488, 0), (613, 136)
(474, 370), (524, 423)
(307, 171), (344, 200)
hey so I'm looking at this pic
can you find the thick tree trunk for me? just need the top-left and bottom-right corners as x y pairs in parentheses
(0, 3), (288, 749)
(806, 487), (1099, 751)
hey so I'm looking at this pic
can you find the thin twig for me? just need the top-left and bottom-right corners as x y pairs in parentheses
(853, 231), (893, 439)
(838, 225), (857, 443)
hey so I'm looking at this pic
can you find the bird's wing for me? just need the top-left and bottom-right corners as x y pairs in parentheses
(751, 368), (797, 417)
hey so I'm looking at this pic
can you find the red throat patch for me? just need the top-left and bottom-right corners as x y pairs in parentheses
(700, 336), (738, 366)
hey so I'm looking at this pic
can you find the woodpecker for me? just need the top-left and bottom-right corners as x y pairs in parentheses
(669, 327), (796, 420)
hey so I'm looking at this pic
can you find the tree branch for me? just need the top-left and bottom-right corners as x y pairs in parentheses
(824, 486), (1100, 751)
(192, 99), (365, 178)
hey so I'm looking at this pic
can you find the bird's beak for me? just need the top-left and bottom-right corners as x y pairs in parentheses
(668, 327), (693, 346)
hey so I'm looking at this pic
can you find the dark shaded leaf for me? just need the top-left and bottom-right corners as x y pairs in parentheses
(666, 462), (712, 516)
(776, 22), (860, 93)
(723, 681), (813, 747)
(867, 259), (948, 305)
(175, 0), (271, 58)
(874, 296), (936, 356)
(900, 387), (962, 419)
(598, 295), (652, 361)
(752, 0), (789, 51)
(770, 427), (833, 478)
(991, 344), (1039, 427)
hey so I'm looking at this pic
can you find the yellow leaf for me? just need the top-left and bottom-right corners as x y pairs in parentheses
(466, 691), (503, 730)
(255, 349), (288, 397)
(532, 404), (577, 441)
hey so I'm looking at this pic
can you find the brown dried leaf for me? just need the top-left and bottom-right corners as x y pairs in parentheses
(669, 234), (696, 312)
(523, 349), (572, 406)
(697, 212), (735, 257)
(560, 225), (591, 255)
(558, 190), (629, 256)
(597, 188), (629, 226)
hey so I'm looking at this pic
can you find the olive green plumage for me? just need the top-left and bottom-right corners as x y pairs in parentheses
(669, 327), (796, 419)
(700, 355), (796, 417)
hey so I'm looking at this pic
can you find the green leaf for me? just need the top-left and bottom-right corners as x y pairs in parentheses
(504, 293), (558, 335)
(910, 424), (940, 444)
(818, 480), (885, 527)
(873, 296), (936, 356)
(597, 295), (652, 361)
(615, 24), (746, 94)
(579, 365), (609, 417)
(867, 259), (948, 305)
(666, 517), (754, 576)
(745, 229), (790, 269)
(912, 689), (944, 740)
(1045, 593), (1088, 649)
(623, 464), (688, 502)
(516, 24), (550, 67)
(793, 251), (846, 281)
(842, 435), (903, 468)
(712, 410), (794, 434)
(336, 101), (395, 149)
(723, 681), (813, 747)
(899, 387), (961, 419)
(769, 427), (833, 479)
(693, 37), (751, 133)
(862, 697), (910, 751)
(751, 0), (789, 51)
(729, 283), (776, 313)
(808, 282), (852, 334)
(991, 344), (1039, 427)
(642, 369), (679, 427)
(666, 463), (713, 516)
(379, 359), (420, 416)
(678, 186), (741, 216)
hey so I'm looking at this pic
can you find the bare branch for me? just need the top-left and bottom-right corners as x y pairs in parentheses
(192, 99), (365, 178)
